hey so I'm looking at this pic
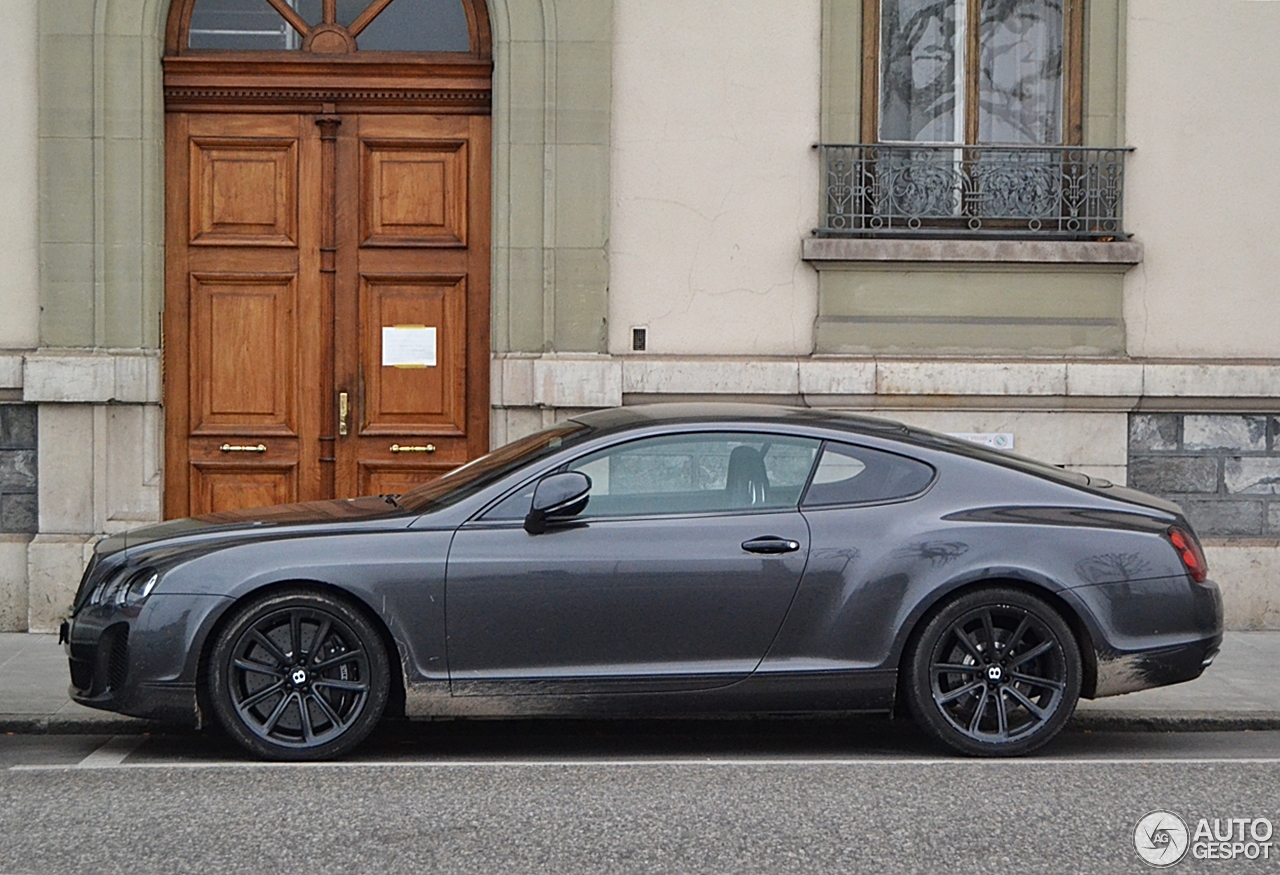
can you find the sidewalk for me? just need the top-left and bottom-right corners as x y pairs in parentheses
(1, 632), (1277, 734)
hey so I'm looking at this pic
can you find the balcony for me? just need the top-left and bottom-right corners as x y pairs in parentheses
(818, 143), (1133, 240)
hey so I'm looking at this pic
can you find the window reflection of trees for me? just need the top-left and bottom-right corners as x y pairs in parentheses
(879, 0), (1064, 146)
(979, 0), (1063, 145)
(880, 0), (962, 143)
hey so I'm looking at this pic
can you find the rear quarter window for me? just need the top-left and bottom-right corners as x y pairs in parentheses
(802, 442), (935, 507)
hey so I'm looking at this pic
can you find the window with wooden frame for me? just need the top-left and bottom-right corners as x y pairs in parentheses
(182, 0), (483, 54)
(861, 0), (1084, 146)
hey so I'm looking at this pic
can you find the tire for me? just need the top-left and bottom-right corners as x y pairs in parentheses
(208, 587), (390, 761)
(903, 587), (1081, 757)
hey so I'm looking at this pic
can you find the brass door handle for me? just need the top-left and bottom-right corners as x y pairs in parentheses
(390, 444), (436, 454)
(220, 444), (267, 453)
(338, 392), (349, 437)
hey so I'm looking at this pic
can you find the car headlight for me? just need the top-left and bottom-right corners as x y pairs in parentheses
(90, 568), (160, 608)
(119, 569), (160, 607)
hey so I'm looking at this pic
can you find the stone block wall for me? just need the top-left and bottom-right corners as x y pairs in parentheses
(0, 405), (37, 533)
(1129, 413), (1280, 537)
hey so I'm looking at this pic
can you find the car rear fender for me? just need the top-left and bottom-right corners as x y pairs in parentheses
(887, 570), (1103, 700)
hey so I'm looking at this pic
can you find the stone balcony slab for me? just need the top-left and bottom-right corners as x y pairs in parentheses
(802, 238), (1144, 266)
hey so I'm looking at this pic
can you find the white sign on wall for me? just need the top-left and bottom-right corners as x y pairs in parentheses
(382, 325), (437, 368)
(948, 432), (1015, 451)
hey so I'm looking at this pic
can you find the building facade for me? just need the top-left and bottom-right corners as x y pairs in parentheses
(1, 0), (1279, 632)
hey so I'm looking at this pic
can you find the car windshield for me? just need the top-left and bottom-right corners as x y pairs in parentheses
(397, 421), (592, 514)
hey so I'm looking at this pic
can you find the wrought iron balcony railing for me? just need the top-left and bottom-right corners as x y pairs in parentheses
(818, 143), (1133, 240)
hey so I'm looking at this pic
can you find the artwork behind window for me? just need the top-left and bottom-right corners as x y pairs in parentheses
(188, 0), (470, 52)
(879, 0), (1064, 144)
(879, 0), (963, 143)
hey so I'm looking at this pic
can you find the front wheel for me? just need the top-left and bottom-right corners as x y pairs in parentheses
(208, 588), (390, 760)
(904, 587), (1081, 757)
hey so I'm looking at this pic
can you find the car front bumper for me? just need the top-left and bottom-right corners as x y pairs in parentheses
(64, 593), (233, 726)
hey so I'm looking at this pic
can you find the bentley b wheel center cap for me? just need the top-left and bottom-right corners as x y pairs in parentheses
(291, 668), (309, 686)
(986, 665), (1003, 682)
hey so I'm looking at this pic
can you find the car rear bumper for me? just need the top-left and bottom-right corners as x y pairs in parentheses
(1063, 572), (1224, 698)
(1089, 632), (1223, 698)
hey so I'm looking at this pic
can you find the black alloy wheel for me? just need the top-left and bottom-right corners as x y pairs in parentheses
(905, 587), (1081, 757)
(208, 588), (390, 760)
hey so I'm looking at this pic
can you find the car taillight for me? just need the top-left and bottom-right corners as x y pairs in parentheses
(1167, 525), (1208, 583)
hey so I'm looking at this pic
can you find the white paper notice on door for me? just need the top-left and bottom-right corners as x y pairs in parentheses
(382, 325), (437, 368)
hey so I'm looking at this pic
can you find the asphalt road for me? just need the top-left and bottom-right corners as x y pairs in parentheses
(3, 720), (1280, 874)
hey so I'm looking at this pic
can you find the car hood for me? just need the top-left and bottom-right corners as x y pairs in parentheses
(104, 496), (408, 554)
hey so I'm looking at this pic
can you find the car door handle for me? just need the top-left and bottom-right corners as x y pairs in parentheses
(741, 536), (801, 554)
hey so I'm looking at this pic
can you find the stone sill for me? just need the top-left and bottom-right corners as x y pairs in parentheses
(493, 354), (1280, 409)
(803, 237), (1144, 267)
(21, 349), (161, 404)
(0, 353), (23, 390)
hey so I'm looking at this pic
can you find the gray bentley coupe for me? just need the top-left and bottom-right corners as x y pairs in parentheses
(63, 404), (1222, 759)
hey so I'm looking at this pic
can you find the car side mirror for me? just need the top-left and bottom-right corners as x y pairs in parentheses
(524, 471), (592, 535)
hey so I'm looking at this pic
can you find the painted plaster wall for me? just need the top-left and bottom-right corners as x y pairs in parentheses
(0, 0), (39, 349)
(1123, 0), (1280, 357)
(609, 0), (821, 356)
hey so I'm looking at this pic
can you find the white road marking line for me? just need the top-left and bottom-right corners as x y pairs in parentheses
(73, 735), (146, 769)
(12, 755), (1280, 771)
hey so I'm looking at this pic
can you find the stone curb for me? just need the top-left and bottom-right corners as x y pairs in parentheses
(1070, 710), (1280, 732)
(3, 712), (1279, 736)
(0, 716), (161, 735)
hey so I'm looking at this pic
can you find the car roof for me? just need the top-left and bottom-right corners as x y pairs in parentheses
(568, 402), (911, 436)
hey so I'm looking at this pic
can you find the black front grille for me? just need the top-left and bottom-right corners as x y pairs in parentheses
(107, 627), (129, 691)
(69, 658), (93, 692)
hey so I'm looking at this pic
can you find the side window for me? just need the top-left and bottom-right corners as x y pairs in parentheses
(562, 433), (821, 518)
(482, 480), (538, 521)
(802, 442), (934, 507)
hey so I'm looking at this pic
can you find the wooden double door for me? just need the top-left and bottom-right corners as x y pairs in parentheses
(164, 110), (490, 517)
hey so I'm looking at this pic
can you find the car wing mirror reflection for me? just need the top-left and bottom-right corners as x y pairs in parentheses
(524, 471), (592, 535)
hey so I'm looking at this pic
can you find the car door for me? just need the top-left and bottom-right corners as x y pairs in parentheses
(444, 431), (821, 694)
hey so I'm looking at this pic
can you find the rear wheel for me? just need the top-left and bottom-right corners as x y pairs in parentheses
(904, 587), (1081, 757)
(208, 588), (389, 760)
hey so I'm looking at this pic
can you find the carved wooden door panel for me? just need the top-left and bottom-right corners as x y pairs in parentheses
(162, 0), (494, 519)
(164, 110), (490, 517)
(333, 113), (491, 498)
(165, 113), (326, 516)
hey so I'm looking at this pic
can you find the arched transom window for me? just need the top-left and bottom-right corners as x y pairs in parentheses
(187, 0), (477, 53)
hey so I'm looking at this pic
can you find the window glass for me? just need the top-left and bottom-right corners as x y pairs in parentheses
(879, 0), (964, 143)
(356, 0), (470, 51)
(557, 433), (820, 519)
(482, 480), (538, 521)
(189, 0), (301, 50)
(188, 0), (471, 52)
(397, 422), (590, 514)
(296, 0), (373, 27)
(978, 0), (1063, 144)
(802, 442), (935, 507)
(878, 0), (1065, 145)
